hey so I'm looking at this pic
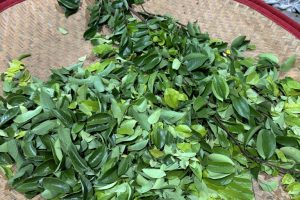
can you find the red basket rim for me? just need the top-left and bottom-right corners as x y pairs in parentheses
(236, 0), (300, 39)
(0, 0), (24, 13)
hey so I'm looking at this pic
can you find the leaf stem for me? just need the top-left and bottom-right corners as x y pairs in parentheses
(129, 6), (145, 21)
(213, 116), (300, 175)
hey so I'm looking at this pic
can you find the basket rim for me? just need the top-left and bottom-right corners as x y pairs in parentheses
(236, 0), (300, 39)
(1, 0), (300, 39)
(0, 0), (24, 12)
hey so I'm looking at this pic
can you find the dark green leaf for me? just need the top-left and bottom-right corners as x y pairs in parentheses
(41, 177), (71, 199)
(184, 53), (208, 71)
(0, 107), (19, 127)
(212, 75), (229, 101)
(231, 96), (250, 120)
(256, 130), (276, 159)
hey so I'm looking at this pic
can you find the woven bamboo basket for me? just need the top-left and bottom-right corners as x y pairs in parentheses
(0, 0), (299, 199)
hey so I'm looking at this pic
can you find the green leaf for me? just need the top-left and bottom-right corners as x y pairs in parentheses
(53, 139), (63, 161)
(231, 96), (250, 120)
(281, 77), (300, 96)
(259, 180), (279, 192)
(212, 75), (229, 101)
(164, 88), (188, 109)
(130, 107), (151, 131)
(14, 106), (42, 124)
(41, 177), (71, 199)
(189, 161), (202, 181)
(78, 55), (87, 62)
(209, 173), (255, 200)
(0, 140), (24, 167)
(244, 125), (262, 145)
(52, 109), (74, 128)
(175, 124), (192, 138)
(133, 35), (153, 52)
(280, 147), (300, 163)
(84, 27), (97, 40)
(231, 36), (247, 49)
(87, 146), (107, 168)
(187, 22), (196, 36)
(172, 58), (181, 70)
(191, 124), (207, 137)
(281, 55), (296, 72)
(0, 107), (19, 127)
(93, 44), (114, 56)
(282, 174), (295, 185)
(58, 27), (68, 35)
(94, 76), (105, 93)
(118, 156), (132, 176)
(80, 175), (93, 200)
(287, 182), (300, 195)
(184, 53), (208, 71)
(111, 98), (123, 124)
(117, 119), (137, 135)
(148, 72), (158, 93)
(193, 96), (207, 111)
(79, 100), (100, 116)
(128, 139), (149, 151)
(246, 71), (259, 85)
(68, 144), (90, 174)
(206, 153), (235, 179)
(32, 120), (59, 135)
(142, 53), (162, 71)
(148, 109), (161, 124)
(15, 177), (41, 193)
(58, 0), (80, 10)
(58, 128), (90, 173)
(151, 125), (166, 149)
(22, 140), (37, 157)
(256, 130), (276, 159)
(207, 153), (235, 165)
(259, 53), (279, 64)
(40, 89), (55, 110)
(160, 110), (185, 124)
(33, 160), (56, 177)
(142, 168), (166, 179)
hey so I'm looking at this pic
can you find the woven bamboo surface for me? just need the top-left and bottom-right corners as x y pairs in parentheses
(0, 0), (299, 199)
(0, 0), (94, 80)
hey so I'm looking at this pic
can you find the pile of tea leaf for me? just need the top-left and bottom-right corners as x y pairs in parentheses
(1, 0), (300, 199)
